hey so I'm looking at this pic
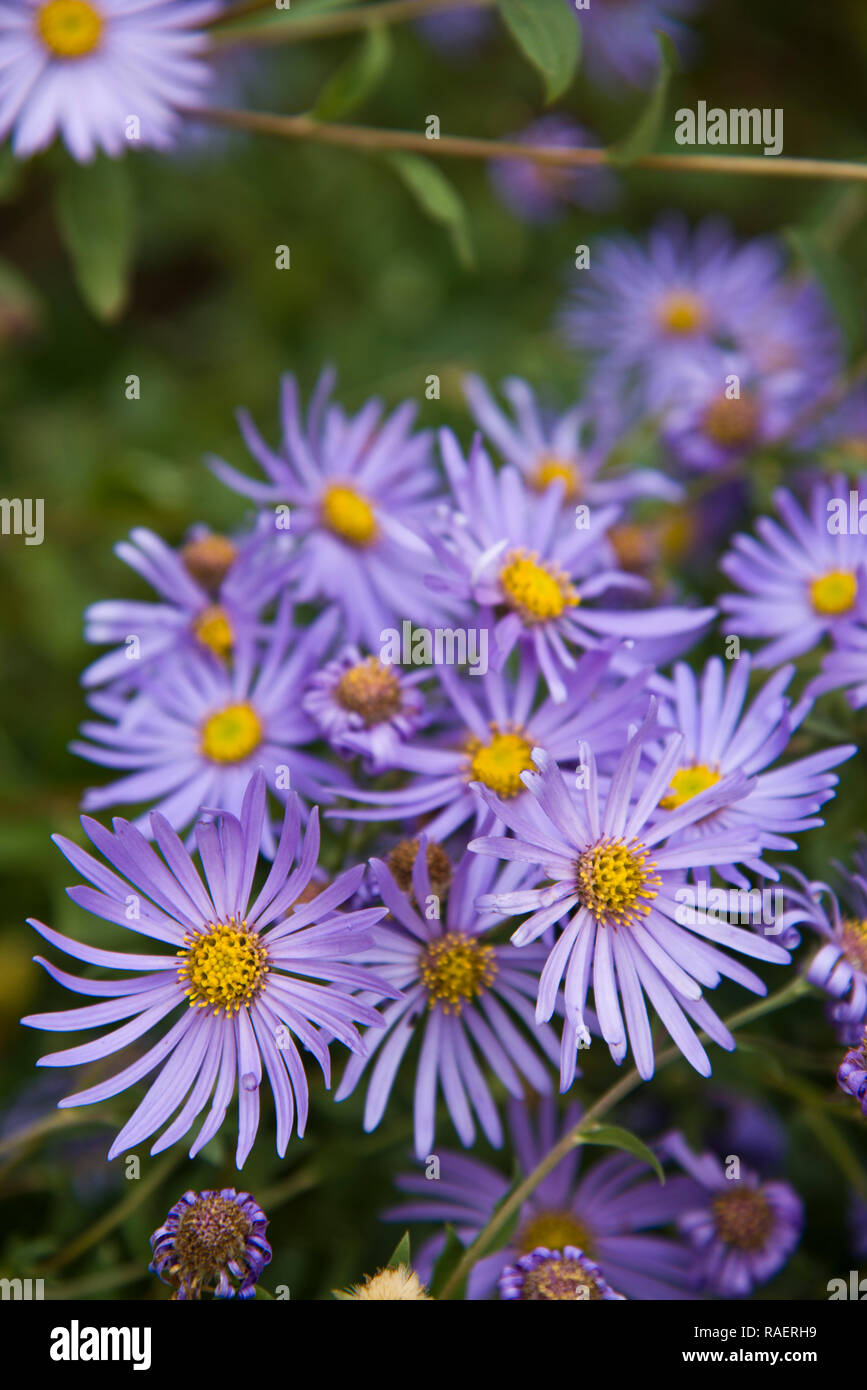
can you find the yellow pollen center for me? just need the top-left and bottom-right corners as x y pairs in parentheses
(178, 920), (269, 1015)
(37, 0), (103, 57)
(321, 484), (379, 547)
(335, 659), (402, 725)
(702, 393), (760, 448)
(809, 569), (858, 616)
(657, 289), (708, 335)
(841, 918), (867, 975)
(420, 932), (497, 1014)
(521, 1256), (606, 1301)
(711, 1189), (774, 1253)
(659, 762), (722, 811)
(499, 549), (578, 624)
(200, 702), (262, 764)
(530, 456), (582, 500)
(193, 605), (234, 659)
(575, 837), (661, 927)
(519, 1210), (596, 1259)
(465, 725), (535, 798)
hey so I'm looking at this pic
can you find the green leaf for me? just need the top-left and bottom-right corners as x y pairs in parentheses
(382, 152), (474, 269)
(312, 24), (393, 121)
(429, 1224), (467, 1300)
(497, 0), (581, 104)
(386, 1230), (411, 1270)
(253, 1284), (274, 1300)
(608, 31), (678, 167)
(579, 1124), (666, 1184)
(55, 156), (134, 322)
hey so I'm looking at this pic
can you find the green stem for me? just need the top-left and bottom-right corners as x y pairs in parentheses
(209, 0), (495, 46)
(438, 976), (812, 1300)
(188, 108), (867, 183)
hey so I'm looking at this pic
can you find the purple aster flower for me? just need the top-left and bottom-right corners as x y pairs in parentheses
(302, 644), (427, 774)
(562, 215), (785, 391)
(801, 384), (867, 462)
(72, 597), (344, 850)
(663, 1132), (803, 1296)
(837, 1029), (867, 1118)
(0, 0), (218, 162)
(647, 654), (855, 886)
(470, 708), (791, 1084)
(20, 771), (396, 1167)
(335, 840), (561, 1158)
(150, 1187), (271, 1299)
(488, 116), (619, 223)
(464, 373), (680, 509)
(809, 617), (867, 710)
(780, 863), (867, 1044)
(388, 1097), (700, 1299)
(207, 367), (450, 649)
(425, 431), (714, 702)
(499, 1245), (625, 1300)
(82, 518), (295, 690)
(719, 474), (867, 667)
(578, 0), (706, 91)
(414, 4), (494, 56)
(332, 646), (651, 841)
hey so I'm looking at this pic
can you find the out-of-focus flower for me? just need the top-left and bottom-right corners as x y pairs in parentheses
(498, 1244), (625, 1300)
(21, 771), (395, 1166)
(664, 1132), (803, 1296)
(150, 1188), (271, 1299)
(578, 0), (707, 91)
(0, 0), (218, 162)
(489, 116), (619, 223)
(303, 645), (428, 773)
(837, 1028), (867, 1117)
(336, 840), (560, 1157)
(781, 861), (867, 1044)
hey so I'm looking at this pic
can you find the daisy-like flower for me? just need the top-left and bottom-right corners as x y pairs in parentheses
(719, 474), (867, 667)
(579, 0), (706, 91)
(648, 654), (855, 886)
(663, 1132), (803, 1296)
(488, 116), (619, 223)
(498, 1245), (625, 1300)
(20, 771), (395, 1166)
(388, 1097), (699, 1299)
(837, 1028), (867, 1118)
(809, 618), (867, 710)
(82, 518), (295, 689)
(332, 648), (651, 841)
(207, 368), (448, 649)
(72, 597), (343, 849)
(425, 432), (713, 702)
(0, 0), (217, 162)
(302, 645), (427, 773)
(335, 841), (561, 1158)
(464, 374), (679, 509)
(779, 862), (867, 1044)
(149, 1188), (271, 1299)
(470, 709), (791, 1083)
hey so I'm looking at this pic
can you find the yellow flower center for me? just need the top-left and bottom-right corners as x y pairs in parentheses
(659, 762), (722, 811)
(575, 837), (661, 928)
(702, 393), (760, 448)
(521, 1255), (607, 1301)
(499, 549), (579, 624)
(199, 702), (262, 764)
(519, 1210), (596, 1259)
(465, 725), (535, 798)
(193, 605), (234, 659)
(321, 484), (379, 547)
(656, 289), (708, 335)
(37, 0), (103, 58)
(335, 658), (402, 725)
(181, 533), (238, 594)
(809, 569), (858, 616)
(420, 932), (497, 1014)
(841, 918), (867, 975)
(711, 1189), (774, 1253)
(530, 456), (582, 500)
(177, 920), (269, 1015)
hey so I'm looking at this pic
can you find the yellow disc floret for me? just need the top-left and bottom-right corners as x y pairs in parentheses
(321, 483), (379, 547)
(711, 1188), (774, 1252)
(575, 836), (661, 928)
(519, 1210), (596, 1259)
(178, 920), (269, 1015)
(809, 569), (857, 616)
(335, 658), (402, 725)
(193, 605), (234, 659)
(659, 762), (722, 811)
(499, 549), (579, 624)
(37, 0), (103, 57)
(465, 725), (535, 798)
(421, 932), (497, 1015)
(200, 702), (262, 764)
(841, 918), (867, 975)
(656, 289), (708, 335)
(530, 456), (582, 500)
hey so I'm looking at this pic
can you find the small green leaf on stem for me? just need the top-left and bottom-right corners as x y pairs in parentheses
(579, 1123), (666, 1184)
(497, 0), (581, 104)
(55, 156), (134, 321)
(382, 151), (474, 268)
(313, 24), (393, 121)
(608, 31), (678, 167)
